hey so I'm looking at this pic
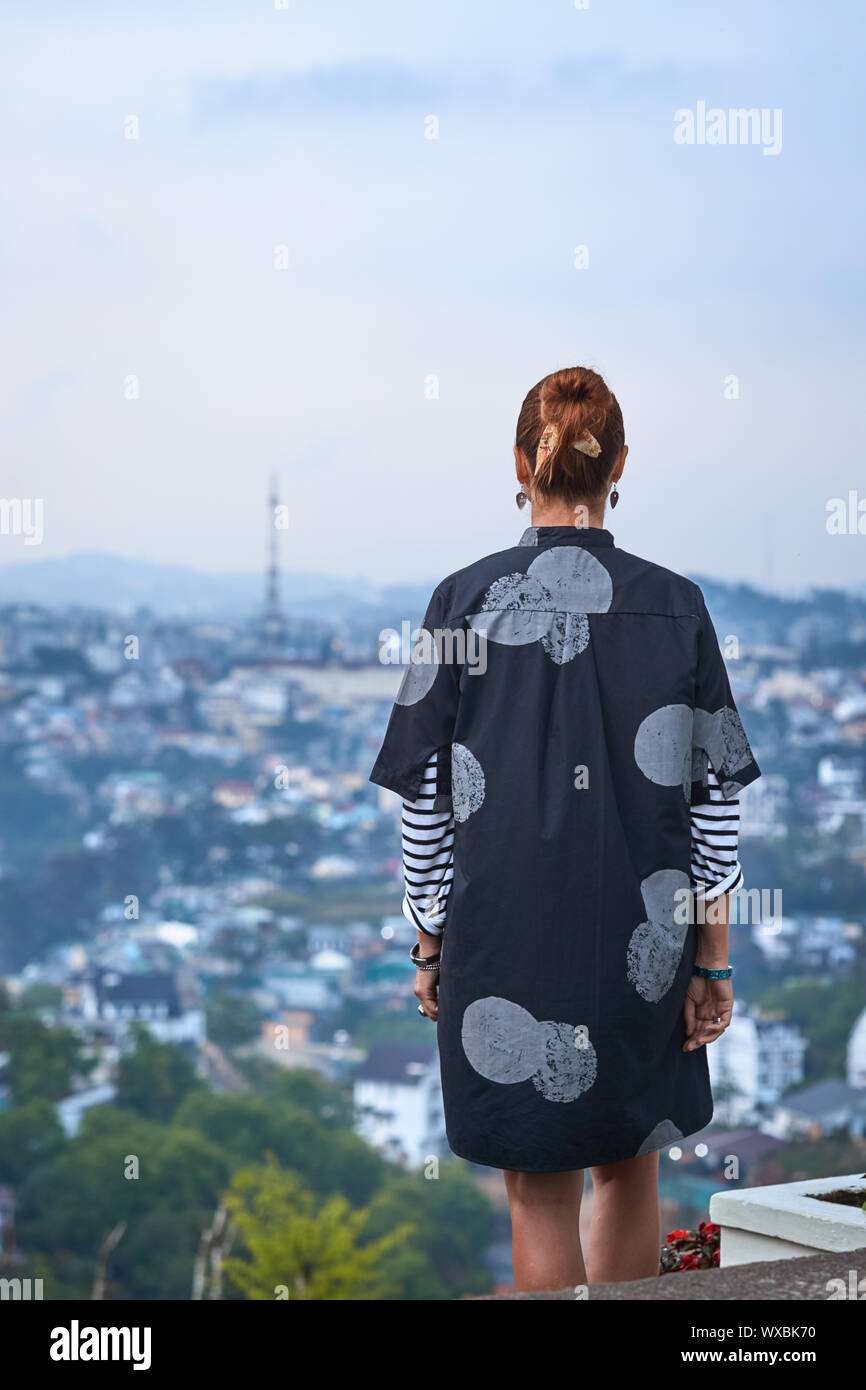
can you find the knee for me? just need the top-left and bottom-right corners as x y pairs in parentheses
(505, 1170), (582, 1211)
(590, 1152), (658, 1189)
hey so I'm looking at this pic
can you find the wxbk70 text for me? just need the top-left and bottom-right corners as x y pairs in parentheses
(692, 1326), (816, 1340)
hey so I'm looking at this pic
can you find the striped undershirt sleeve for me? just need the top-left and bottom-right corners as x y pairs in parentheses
(401, 749), (455, 938)
(690, 763), (743, 901)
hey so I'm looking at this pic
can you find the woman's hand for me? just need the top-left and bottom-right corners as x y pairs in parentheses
(414, 940), (440, 1021)
(683, 975), (733, 1052)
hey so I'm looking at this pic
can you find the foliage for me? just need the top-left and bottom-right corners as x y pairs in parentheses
(172, 1088), (384, 1206)
(14, 1107), (231, 1299)
(755, 974), (866, 1081)
(0, 1014), (94, 1103)
(204, 990), (261, 1048)
(659, 1221), (720, 1274)
(223, 1157), (412, 1301)
(256, 1064), (355, 1130)
(749, 1133), (866, 1187)
(114, 1025), (202, 1121)
(3, 1045), (494, 1300)
(364, 1162), (495, 1300)
(0, 1099), (66, 1184)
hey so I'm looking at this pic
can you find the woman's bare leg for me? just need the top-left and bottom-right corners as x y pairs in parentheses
(586, 1151), (660, 1283)
(504, 1168), (585, 1292)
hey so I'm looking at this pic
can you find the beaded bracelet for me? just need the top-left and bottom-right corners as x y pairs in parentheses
(692, 965), (733, 980)
(409, 942), (441, 971)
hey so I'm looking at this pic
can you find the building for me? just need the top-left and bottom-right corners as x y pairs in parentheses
(767, 1080), (866, 1140)
(847, 1006), (866, 1088)
(738, 772), (789, 840)
(707, 1010), (807, 1122)
(694, 1127), (785, 1184)
(77, 970), (204, 1047)
(258, 966), (337, 1014)
(353, 1043), (446, 1168)
(261, 1010), (314, 1052)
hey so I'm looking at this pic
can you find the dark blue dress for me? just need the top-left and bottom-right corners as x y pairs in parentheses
(370, 525), (761, 1171)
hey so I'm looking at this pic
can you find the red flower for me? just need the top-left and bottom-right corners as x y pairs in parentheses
(679, 1253), (699, 1270)
(712, 1248), (720, 1266)
(666, 1229), (690, 1243)
(699, 1221), (720, 1237)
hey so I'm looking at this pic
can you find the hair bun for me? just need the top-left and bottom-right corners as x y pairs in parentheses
(540, 373), (604, 415)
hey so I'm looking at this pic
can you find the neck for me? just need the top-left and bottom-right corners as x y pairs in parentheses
(529, 500), (606, 529)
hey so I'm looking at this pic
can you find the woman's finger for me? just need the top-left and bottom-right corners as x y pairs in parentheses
(683, 994), (696, 1038)
(414, 974), (439, 1020)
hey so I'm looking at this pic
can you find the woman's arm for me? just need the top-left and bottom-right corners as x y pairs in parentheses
(684, 891), (734, 1051)
(401, 749), (454, 1019)
(690, 764), (742, 900)
(684, 766), (738, 1050)
(401, 749), (454, 938)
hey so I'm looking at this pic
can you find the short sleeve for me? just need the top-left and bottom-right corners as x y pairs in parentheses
(369, 583), (463, 802)
(690, 586), (761, 804)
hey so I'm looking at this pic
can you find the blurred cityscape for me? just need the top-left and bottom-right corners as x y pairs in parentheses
(1, 522), (865, 1297)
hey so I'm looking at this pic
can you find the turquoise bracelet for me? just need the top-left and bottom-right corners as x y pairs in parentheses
(692, 966), (732, 980)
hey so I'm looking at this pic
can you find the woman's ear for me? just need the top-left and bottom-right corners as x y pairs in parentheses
(611, 443), (628, 483)
(514, 444), (532, 486)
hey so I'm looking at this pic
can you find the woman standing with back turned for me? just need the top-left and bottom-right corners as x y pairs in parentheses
(370, 367), (760, 1292)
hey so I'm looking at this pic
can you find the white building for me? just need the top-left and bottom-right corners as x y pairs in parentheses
(847, 1006), (866, 1088)
(78, 969), (204, 1046)
(353, 1043), (446, 1169)
(708, 1010), (807, 1122)
(738, 772), (789, 840)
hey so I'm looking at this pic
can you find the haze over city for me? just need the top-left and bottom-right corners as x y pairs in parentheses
(2, 0), (864, 593)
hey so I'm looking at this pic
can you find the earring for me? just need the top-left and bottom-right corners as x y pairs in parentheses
(610, 484), (620, 509)
(516, 489), (529, 510)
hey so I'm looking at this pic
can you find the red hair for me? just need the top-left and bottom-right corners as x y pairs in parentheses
(515, 366), (625, 506)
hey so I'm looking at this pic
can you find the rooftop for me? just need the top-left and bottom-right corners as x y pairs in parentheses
(354, 1042), (437, 1085)
(779, 1079), (866, 1119)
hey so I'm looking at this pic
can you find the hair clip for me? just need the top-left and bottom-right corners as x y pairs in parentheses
(573, 431), (601, 458)
(536, 424), (558, 470)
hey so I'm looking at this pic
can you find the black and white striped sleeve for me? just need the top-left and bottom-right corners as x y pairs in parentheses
(690, 764), (743, 901)
(401, 750), (454, 938)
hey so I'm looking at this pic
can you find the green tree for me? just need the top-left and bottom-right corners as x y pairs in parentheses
(223, 1158), (412, 1301)
(0, 1014), (93, 1103)
(0, 1098), (67, 1185)
(18, 983), (63, 1013)
(260, 1065), (355, 1130)
(172, 1090), (384, 1205)
(15, 1108), (231, 1299)
(757, 974), (866, 1081)
(114, 1026), (201, 1121)
(205, 991), (261, 1048)
(365, 1162), (495, 1300)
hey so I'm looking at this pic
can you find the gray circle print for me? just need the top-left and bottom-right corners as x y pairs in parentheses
(626, 868), (692, 1003)
(461, 996), (598, 1104)
(394, 628), (440, 707)
(466, 546), (613, 666)
(633, 703), (694, 800)
(451, 743), (486, 822)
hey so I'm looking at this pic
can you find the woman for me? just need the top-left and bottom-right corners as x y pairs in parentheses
(370, 367), (760, 1292)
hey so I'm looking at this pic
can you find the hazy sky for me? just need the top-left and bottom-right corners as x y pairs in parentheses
(2, 0), (864, 592)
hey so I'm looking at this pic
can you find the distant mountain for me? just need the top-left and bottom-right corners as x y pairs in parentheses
(1, 551), (864, 650)
(0, 552), (432, 621)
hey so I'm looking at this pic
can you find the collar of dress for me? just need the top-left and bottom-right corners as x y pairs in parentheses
(518, 525), (614, 549)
